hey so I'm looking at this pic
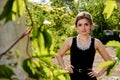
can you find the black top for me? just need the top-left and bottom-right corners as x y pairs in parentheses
(70, 37), (96, 69)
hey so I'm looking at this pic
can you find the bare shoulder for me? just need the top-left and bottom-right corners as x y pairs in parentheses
(95, 38), (102, 44)
(94, 38), (104, 49)
(64, 37), (73, 48)
(66, 37), (73, 41)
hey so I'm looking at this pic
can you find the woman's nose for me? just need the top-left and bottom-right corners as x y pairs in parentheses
(82, 25), (85, 29)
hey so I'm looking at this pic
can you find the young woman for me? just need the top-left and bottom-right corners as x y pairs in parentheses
(56, 11), (112, 80)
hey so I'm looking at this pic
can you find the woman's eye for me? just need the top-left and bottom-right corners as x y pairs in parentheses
(78, 24), (82, 27)
(85, 23), (89, 26)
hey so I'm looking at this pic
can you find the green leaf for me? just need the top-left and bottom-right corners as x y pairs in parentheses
(0, 0), (14, 22)
(32, 24), (39, 38)
(98, 60), (116, 69)
(115, 47), (120, 60)
(37, 31), (46, 54)
(98, 60), (117, 76)
(106, 60), (117, 75)
(12, 0), (25, 21)
(0, 0), (24, 23)
(42, 29), (53, 50)
(106, 40), (120, 47)
(39, 13), (44, 26)
(103, 0), (117, 18)
(22, 59), (39, 79)
(0, 65), (15, 78)
(53, 69), (69, 80)
(22, 58), (50, 79)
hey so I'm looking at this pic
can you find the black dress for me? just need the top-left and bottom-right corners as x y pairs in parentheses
(70, 37), (97, 80)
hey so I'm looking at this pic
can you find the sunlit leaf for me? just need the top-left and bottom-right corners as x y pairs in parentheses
(32, 24), (39, 38)
(106, 60), (117, 75)
(98, 60), (117, 76)
(22, 59), (39, 78)
(103, 0), (117, 18)
(115, 47), (120, 59)
(12, 0), (25, 22)
(0, 0), (24, 23)
(53, 69), (69, 80)
(98, 60), (116, 69)
(106, 40), (120, 47)
(38, 31), (46, 54)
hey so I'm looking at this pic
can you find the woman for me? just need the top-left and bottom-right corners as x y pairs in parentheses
(56, 11), (112, 80)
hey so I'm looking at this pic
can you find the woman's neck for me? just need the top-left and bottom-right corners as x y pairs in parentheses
(78, 34), (90, 40)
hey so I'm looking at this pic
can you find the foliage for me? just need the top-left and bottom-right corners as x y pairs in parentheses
(116, 47), (120, 60)
(98, 60), (117, 76)
(98, 41), (120, 75)
(23, 2), (71, 79)
(103, 0), (117, 19)
(69, 0), (120, 44)
(0, 0), (120, 79)
(0, 0), (70, 79)
(0, 65), (15, 79)
(0, 0), (24, 23)
(106, 40), (120, 47)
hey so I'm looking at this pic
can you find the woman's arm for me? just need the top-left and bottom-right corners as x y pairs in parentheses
(95, 38), (112, 77)
(56, 37), (72, 69)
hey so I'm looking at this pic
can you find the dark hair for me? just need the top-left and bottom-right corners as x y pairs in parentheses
(75, 11), (93, 27)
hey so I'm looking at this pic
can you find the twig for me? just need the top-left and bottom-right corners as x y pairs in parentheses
(0, 0), (34, 59)
(24, 0), (34, 26)
(0, 28), (32, 59)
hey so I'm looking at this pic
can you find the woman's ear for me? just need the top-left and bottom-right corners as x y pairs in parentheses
(90, 24), (93, 30)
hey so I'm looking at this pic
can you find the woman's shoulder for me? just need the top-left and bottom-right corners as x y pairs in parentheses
(94, 38), (104, 49)
(65, 37), (73, 42)
(65, 37), (74, 47)
(94, 38), (102, 44)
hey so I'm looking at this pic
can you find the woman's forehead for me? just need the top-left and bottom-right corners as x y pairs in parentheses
(77, 18), (90, 23)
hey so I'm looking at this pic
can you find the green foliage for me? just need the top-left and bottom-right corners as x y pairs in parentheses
(116, 47), (120, 60)
(0, 65), (15, 79)
(0, 0), (14, 22)
(103, 0), (117, 19)
(99, 41), (120, 76)
(106, 40), (120, 47)
(22, 59), (40, 78)
(98, 60), (116, 69)
(0, 0), (25, 23)
(73, 0), (120, 43)
(1, 0), (120, 79)
(23, 2), (70, 79)
(106, 60), (117, 76)
(42, 29), (53, 52)
(22, 57), (70, 79)
(15, 1), (120, 79)
(98, 60), (117, 76)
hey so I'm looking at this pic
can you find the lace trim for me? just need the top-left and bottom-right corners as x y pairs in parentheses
(76, 36), (91, 51)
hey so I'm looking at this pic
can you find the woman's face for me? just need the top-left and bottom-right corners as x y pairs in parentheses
(76, 18), (92, 35)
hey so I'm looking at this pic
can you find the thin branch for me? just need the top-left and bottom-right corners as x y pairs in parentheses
(0, 0), (34, 59)
(0, 28), (32, 59)
(24, 0), (34, 26)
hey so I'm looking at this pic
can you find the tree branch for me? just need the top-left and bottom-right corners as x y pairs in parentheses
(0, 28), (32, 59)
(0, 0), (34, 59)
